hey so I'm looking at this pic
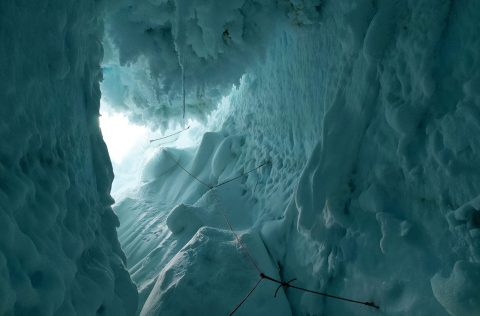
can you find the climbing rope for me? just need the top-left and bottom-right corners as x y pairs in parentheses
(162, 149), (212, 189)
(161, 148), (270, 192)
(227, 273), (379, 315)
(214, 185), (380, 314)
(149, 49), (188, 143)
(228, 277), (263, 316)
(213, 161), (270, 189)
(259, 273), (380, 309)
(150, 125), (191, 143)
(181, 51), (186, 124)
(161, 148), (265, 270)
(160, 149), (380, 314)
(211, 188), (262, 274)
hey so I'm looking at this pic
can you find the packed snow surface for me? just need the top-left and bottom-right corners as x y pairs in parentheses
(109, 0), (480, 315)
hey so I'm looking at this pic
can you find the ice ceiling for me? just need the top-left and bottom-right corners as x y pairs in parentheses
(102, 1), (480, 315)
(101, 0), (322, 129)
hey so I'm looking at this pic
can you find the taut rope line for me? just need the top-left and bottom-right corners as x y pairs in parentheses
(160, 149), (380, 314)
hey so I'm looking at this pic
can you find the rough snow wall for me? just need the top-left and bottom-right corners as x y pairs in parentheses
(250, 1), (480, 315)
(102, 0), (322, 129)
(0, 1), (137, 315)
(110, 0), (480, 315)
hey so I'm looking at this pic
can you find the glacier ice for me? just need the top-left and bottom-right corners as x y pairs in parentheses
(110, 0), (480, 315)
(2, 0), (480, 315)
(0, 0), (137, 315)
(101, 0), (322, 129)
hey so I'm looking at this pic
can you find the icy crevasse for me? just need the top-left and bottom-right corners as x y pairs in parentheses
(0, 1), (137, 315)
(115, 0), (480, 315)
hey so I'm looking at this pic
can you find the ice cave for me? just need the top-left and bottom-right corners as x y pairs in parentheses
(1, 0), (480, 315)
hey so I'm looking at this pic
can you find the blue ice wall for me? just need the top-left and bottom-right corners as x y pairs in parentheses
(112, 1), (480, 315)
(227, 1), (480, 315)
(0, 1), (137, 315)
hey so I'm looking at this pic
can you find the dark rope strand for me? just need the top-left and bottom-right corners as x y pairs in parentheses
(157, 157), (270, 272)
(162, 149), (212, 189)
(160, 152), (269, 194)
(150, 126), (190, 143)
(260, 273), (379, 309)
(212, 189), (262, 274)
(153, 138), (179, 147)
(182, 59), (186, 122)
(229, 278), (263, 316)
(213, 161), (271, 189)
(160, 150), (380, 311)
(181, 44), (186, 124)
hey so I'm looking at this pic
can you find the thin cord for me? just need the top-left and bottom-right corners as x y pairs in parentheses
(174, 32), (186, 126)
(182, 55), (186, 124)
(260, 273), (379, 309)
(177, 37), (186, 126)
(158, 152), (266, 272)
(229, 278), (263, 316)
(162, 149), (212, 189)
(160, 151), (269, 194)
(150, 125), (190, 143)
(212, 189), (262, 274)
(148, 55), (188, 143)
(213, 161), (271, 189)
(160, 149), (380, 311)
(160, 151), (265, 272)
(152, 138), (179, 147)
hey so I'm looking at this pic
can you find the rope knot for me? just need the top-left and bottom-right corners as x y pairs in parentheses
(274, 278), (297, 297)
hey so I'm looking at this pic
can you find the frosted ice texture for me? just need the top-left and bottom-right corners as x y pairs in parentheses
(114, 0), (480, 315)
(0, 1), (137, 315)
(102, 0), (322, 129)
(2, 0), (478, 315)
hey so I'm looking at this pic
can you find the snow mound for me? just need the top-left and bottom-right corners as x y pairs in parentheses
(141, 227), (291, 316)
(431, 260), (480, 316)
(432, 195), (480, 315)
(166, 204), (205, 235)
